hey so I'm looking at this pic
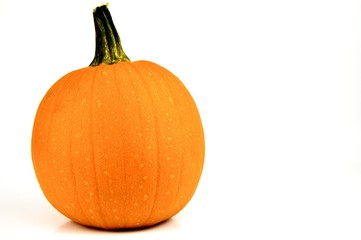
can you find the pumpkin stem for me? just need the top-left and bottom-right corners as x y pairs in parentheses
(90, 4), (130, 66)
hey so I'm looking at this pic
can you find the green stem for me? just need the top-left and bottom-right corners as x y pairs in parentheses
(90, 4), (130, 66)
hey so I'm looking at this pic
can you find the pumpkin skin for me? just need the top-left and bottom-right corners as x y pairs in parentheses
(32, 61), (204, 229)
(31, 5), (204, 229)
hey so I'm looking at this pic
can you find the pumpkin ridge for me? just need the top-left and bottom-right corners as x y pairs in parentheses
(162, 69), (192, 210)
(137, 62), (182, 215)
(152, 64), (185, 214)
(110, 64), (127, 226)
(89, 66), (109, 228)
(127, 62), (161, 225)
(42, 87), (71, 217)
(143, 62), (205, 214)
(69, 70), (94, 225)
(166, 68), (205, 208)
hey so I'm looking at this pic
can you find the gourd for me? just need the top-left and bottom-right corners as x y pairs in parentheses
(31, 4), (205, 229)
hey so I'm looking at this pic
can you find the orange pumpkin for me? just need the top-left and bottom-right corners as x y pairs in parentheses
(31, 5), (204, 229)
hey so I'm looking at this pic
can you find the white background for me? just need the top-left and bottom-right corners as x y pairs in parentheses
(1, 0), (361, 239)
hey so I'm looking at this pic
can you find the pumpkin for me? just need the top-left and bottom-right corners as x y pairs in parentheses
(31, 4), (204, 229)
